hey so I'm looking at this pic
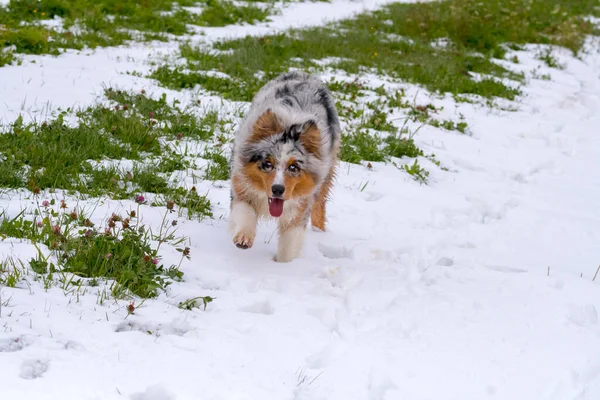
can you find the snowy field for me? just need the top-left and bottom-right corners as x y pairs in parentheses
(1, 1), (600, 399)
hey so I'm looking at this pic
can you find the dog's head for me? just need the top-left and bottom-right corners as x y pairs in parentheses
(240, 109), (324, 217)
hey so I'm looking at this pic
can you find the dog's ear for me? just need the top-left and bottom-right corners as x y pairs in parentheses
(299, 120), (321, 158)
(251, 109), (281, 142)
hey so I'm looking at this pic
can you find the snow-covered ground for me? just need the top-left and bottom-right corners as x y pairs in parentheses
(2, 1), (600, 399)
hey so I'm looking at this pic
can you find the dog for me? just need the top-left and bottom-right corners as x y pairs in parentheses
(228, 71), (341, 262)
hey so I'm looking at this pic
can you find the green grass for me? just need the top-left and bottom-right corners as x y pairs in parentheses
(151, 0), (599, 103)
(203, 148), (230, 181)
(536, 47), (566, 69)
(0, 47), (17, 66)
(0, 0), (277, 66)
(0, 88), (219, 219)
(150, 64), (261, 101)
(178, 295), (215, 310)
(104, 88), (219, 140)
(327, 80), (460, 171)
(147, 0), (600, 174)
(340, 128), (423, 165)
(191, 0), (271, 27)
(0, 205), (187, 298)
(402, 159), (430, 184)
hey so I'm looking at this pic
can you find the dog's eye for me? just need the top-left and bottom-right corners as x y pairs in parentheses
(288, 163), (301, 173)
(261, 160), (273, 171)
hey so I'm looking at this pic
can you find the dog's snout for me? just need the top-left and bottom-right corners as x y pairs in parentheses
(271, 184), (285, 198)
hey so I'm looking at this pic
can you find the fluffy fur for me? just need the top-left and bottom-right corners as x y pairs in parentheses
(229, 71), (341, 262)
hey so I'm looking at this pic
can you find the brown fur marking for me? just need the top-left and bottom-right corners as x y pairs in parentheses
(231, 173), (248, 199)
(299, 123), (321, 158)
(285, 171), (317, 200)
(241, 162), (275, 196)
(251, 109), (281, 143)
(311, 164), (336, 231)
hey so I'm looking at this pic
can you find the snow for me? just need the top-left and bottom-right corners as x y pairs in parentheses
(2, 1), (600, 399)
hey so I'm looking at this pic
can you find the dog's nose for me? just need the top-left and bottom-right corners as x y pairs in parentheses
(271, 184), (285, 198)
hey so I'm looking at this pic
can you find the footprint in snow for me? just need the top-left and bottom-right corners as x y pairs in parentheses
(436, 257), (454, 267)
(567, 304), (598, 327)
(0, 335), (33, 352)
(318, 243), (354, 260)
(240, 300), (275, 315)
(368, 370), (400, 400)
(365, 192), (384, 202)
(130, 384), (176, 400)
(20, 359), (49, 380)
(60, 340), (85, 351)
(115, 321), (190, 337)
(485, 265), (527, 274)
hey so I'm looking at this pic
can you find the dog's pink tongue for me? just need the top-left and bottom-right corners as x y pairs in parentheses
(269, 198), (285, 217)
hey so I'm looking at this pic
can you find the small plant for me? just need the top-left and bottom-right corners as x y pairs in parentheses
(29, 254), (53, 275)
(407, 103), (438, 124)
(529, 68), (552, 81)
(164, 187), (213, 220)
(0, 48), (17, 67)
(403, 160), (430, 184)
(340, 129), (386, 164)
(203, 149), (230, 181)
(360, 104), (397, 133)
(0, 257), (27, 288)
(178, 296), (215, 310)
(384, 135), (423, 159)
(425, 154), (449, 172)
(430, 118), (469, 134)
(536, 47), (565, 69)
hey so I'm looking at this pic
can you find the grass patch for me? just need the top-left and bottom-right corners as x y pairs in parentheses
(340, 129), (387, 164)
(104, 88), (219, 140)
(203, 148), (230, 181)
(152, 187), (213, 220)
(329, 81), (449, 178)
(191, 0), (271, 27)
(0, 47), (17, 67)
(0, 88), (221, 219)
(329, 78), (469, 134)
(150, 64), (260, 101)
(151, 0), (599, 103)
(340, 128), (423, 165)
(0, 203), (189, 298)
(0, 0), (277, 63)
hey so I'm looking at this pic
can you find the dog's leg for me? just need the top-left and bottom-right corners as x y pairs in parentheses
(311, 164), (336, 231)
(229, 200), (258, 249)
(276, 222), (307, 263)
(275, 202), (310, 262)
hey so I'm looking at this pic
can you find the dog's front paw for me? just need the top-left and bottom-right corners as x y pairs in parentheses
(273, 253), (293, 263)
(233, 231), (255, 249)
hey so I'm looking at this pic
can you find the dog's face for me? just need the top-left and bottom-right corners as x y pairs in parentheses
(240, 109), (322, 217)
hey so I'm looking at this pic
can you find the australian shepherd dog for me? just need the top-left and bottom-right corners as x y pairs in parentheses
(228, 71), (341, 262)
